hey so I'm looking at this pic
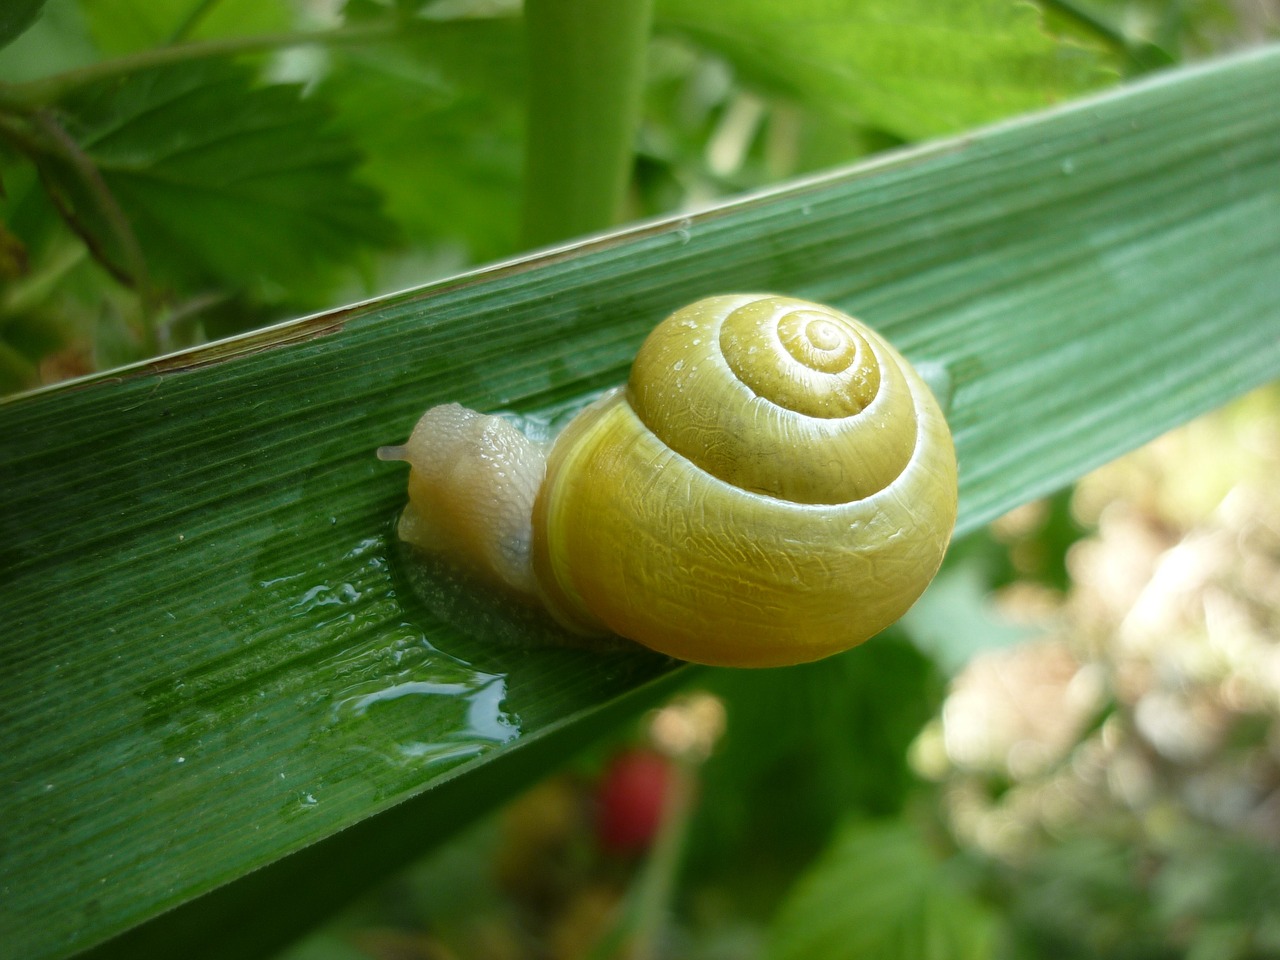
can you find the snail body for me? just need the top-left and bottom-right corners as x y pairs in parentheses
(379, 295), (957, 668)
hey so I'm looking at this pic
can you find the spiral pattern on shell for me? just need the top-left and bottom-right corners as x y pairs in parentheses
(532, 294), (958, 668)
(629, 295), (918, 504)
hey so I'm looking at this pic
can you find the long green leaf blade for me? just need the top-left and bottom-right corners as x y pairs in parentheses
(1, 46), (1278, 960)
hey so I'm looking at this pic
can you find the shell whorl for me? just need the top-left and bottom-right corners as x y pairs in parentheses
(531, 294), (958, 667)
(628, 294), (917, 504)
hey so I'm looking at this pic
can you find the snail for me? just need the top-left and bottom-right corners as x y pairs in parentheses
(378, 294), (957, 668)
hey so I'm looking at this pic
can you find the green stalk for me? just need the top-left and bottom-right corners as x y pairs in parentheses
(584, 753), (699, 960)
(520, 0), (654, 249)
(627, 755), (698, 960)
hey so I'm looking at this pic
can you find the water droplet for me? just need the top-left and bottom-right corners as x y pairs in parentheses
(330, 670), (521, 769)
(291, 581), (363, 611)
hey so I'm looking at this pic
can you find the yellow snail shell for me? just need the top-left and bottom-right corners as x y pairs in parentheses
(379, 294), (957, 668)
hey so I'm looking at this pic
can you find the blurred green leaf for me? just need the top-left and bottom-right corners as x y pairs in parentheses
(765, 820), (997, 960)
(688, 638), (942, 883)
(655, 0), (1111, 140)
(32, 60), (396, 301)
(903, 559), (1037, 676)
(1155, 839), (1280, 944)
(277, 937), (372, 960)
(77, 0), (292, 52)
(0, 0), (96, 82)
(1004, 836), (1170, 959)
(0, 0), (46, 51)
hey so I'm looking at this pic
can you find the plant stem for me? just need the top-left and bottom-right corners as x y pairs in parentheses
(520, 0), (654, 249)
(585, 753), (698, 960)
(628, 755), (697, 960)
(0, 21), (399, 111)
(29, 110), (160, 350)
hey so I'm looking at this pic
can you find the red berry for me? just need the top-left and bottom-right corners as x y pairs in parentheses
(595, 749), (672, 855)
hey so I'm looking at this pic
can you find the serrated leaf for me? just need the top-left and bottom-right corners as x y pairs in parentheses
(765, 821), (997, 960)
(656, 0), (1111, 139)
(322, 16), (525, 262)
(38, 60), (396, 301)
(1, 46), (1278, 960)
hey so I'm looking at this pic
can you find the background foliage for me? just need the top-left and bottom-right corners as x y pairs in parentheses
(0, 0), (1139, 390)
(2, 1), (1278, 959)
